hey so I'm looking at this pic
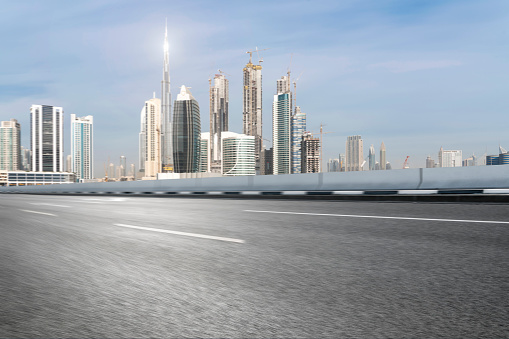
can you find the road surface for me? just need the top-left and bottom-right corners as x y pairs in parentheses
(1, 194), (508, 337)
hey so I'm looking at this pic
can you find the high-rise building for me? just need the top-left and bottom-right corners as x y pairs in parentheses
(368, 144), (376, 171)
(30, 105), (63, 172)
(462, 154), (476, 167)
(161, 22), (173, 173)
(346, 135), (363, 171)
(21, 146), (31, 171)
(221, 132), (255, 176)
(70, 114), (94, 181)
(130, 164), (136, 178)
(66, 155), (72, 172)
(200, 132), (210, 173)
(141, 96), (162, 178)
(242, 53), (263, 173)
(379, 141), (386, 170)
(426, 155), (435, 168)
(273, 75), (292, 175)
(120, 156), (126, 177)
(0, 119), (21, 171)
(260, 147), (273, 175)
(301, 132), (320, 173)
(139, 105), (146, 174)
(291, 106), (306, 174)
(339, 153), (346, 172)
(173, 86), (201, 173)
(438, 147), (462, 167)
(327, 158), (340, 172)
(209, 73), (229, 173)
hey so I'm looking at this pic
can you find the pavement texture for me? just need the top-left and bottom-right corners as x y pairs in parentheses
(1, 194), (508, 338)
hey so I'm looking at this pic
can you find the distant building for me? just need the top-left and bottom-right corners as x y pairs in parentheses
(339, 153), (346, 172)
(173, 86), (201, 173)
(368, 144), (375, 171)
(0, 171), (75, 186)
(66, 155), (72, 172)
(243, 53), (263, 173)
(31, 105), (63, 172)
(209, 73), (229, 173)
(462, 154), (476, 167)
(21, 146), (31, 171)
(140, 96), (161, 178)
(486, 155), (499, 165)
(221, 132), (255, 176)
(301, 132), (320, 173)
(71, 114), (94, 181)
(426, 156), (435, 168)
(291, 106), (306, 173)
(327, 158), (340, 172)
(0, 119), (21, 171)
(261, 147), (273, 175)
(379, 142), (386, 170)
(273, 75), (292, 175)
(120, 156), (126, 177)
(438, 147), (462, 167)
(386, 162), (392, 170)
(200, 132), (210, 173)
(346, 135), (363, 171)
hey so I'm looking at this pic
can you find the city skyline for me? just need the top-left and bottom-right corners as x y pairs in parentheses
(1, 1), (508, 176)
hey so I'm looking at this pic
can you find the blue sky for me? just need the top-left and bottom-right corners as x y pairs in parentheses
(1, 0), (508, 175)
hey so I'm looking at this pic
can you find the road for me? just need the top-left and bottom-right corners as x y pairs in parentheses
(1, 194), (508, 338)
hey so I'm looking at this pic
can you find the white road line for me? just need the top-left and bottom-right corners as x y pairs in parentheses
(20, 209), (57, 216)
(30, 203), (70, 208)
(244, 210), (509, 225)
(113, 224), (245, 243)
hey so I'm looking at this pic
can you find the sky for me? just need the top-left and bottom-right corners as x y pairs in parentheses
(1, 0), (508, 176)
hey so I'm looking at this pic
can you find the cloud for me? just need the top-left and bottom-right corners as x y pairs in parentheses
(368, 60), (463, 73)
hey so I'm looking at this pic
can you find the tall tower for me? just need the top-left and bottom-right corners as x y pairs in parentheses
(142, 96), (162, 178)
(291, 106), (306, 174)
(70, 114), (94, 180)
(209, 73), (229, 173)
(380, 141), (386, 170)
(173, 86), (201, 173)
(272, 75), (292, 175)
(0, 119), (21, 171)
(345, 135), (363, 172)
(242, 52), (263, 173)
(301, 132), (320, 173)
(368, 144), (375, 171)
(161, 21), (173, 172)
(31, 105), (63, 172)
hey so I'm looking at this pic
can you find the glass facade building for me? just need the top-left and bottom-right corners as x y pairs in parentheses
(31, 105), (63, 172)
(71, 114), (93, 181)
(173, 86), (201, 173)
(221, 132), (255, 176)
(291, 106), (306, 174)
(0, 119), (21, 171)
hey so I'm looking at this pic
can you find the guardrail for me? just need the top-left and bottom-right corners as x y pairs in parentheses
(1, 166), (508, 197)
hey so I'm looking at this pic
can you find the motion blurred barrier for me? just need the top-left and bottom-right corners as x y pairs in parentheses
(1, 166), (509, 197)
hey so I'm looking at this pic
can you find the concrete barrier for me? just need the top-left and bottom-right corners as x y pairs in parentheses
(1, 166), (509, 195)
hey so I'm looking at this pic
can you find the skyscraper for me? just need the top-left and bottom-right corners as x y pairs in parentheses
(272, 75), (292, 175)
(301, 132), (320, 173)
(221, 132), (255, 176)
(380, 141), (386, 170)
(327, 159), (340, 172)
(161, 21), (173, 173)
(173, 86), (201, 173)
(70, 114), (94, 181)
(31, 105), (63, 172)
(426, 155), (435, 168)
(242, 53), (263, 173)
(209, 73), (229, 173)
(200, 132), (210, 173)
(368, 144), (376, 171)
(291, 106), (306, 174)
(346, 135), (363, 172)
(438, 147), (462, 167)
(141, 96), (162, 178)
(120, 156), (126, 177)
(21, 146), (31, 171)
(0, 119), (21, 171)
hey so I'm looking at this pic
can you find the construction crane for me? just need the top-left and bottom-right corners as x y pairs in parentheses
(293, 71), (304, 109)
(217, 69), (231, 76)
(246, 47), (269, 64)
(308, 123), (335, 173)
(402, 156), (410, 169)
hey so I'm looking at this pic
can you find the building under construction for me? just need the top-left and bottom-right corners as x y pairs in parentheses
(301, 132), (320, 173)
(209, 72), (229, 173)
(243, 50), (263, 173)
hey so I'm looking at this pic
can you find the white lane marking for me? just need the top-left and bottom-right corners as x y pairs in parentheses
(332, 191), (364, 195)
(240, 191), (261, 195)
(20, 209), (57, 216)
(30, 203), (70, 208)
(483, 189), (509, 194)
(82, 197), (128, 202)
(244, 210), (509, 225)
(113, 224), (245, 243)
(282, 191), (306, 195)
(397, 190), (438, 195)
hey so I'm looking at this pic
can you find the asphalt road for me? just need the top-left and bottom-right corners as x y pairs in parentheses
(1, 194), (508, 338)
